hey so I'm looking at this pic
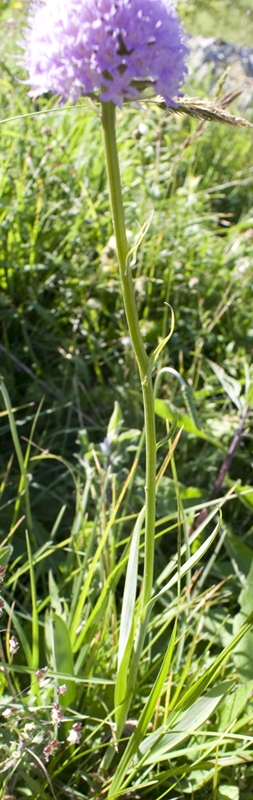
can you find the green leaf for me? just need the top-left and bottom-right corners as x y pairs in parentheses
(234, 483), (253, 511)
(26, 531), (39, 687)
(48, 570), (62, 616)
(107, 401), (123, 443)
(135, 682), (234, 765)
(115, 623), (135, 736)
(245, 382), (253, 407)
(207, 359), (242, 411)
(126, 208), (154, 269)
(117, 506), (145, 672)
(3, 599), (32, 666)
(181, 768), (214, 794)
(108, 620), (178, 797)
(52, 613), (76, 706)
(152, 509), (222, 605)
(217, 681), (253, 730)
(218, 786), (239, 800)
(0, 673), (6, 698)
(181, 382), (201, 430)
(155, 476), (203, 518)
(115, 507), (145, 732)
(155, 398), (223, 449)
(0, 545), (13, 568)
(154, 367), (201, 429)
(118, 428), (141, 442)
(225, 530), (253, 577)
(73, 540), (133, 672)
(233, 560), (253, 681)
(147, 305), (175, 376)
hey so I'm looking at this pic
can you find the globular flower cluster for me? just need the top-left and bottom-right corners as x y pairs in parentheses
(23, 0), (188, 107)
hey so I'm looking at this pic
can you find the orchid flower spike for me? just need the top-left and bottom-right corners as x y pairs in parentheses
(23, 0), (188, 107)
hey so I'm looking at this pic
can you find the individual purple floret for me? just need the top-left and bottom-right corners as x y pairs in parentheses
(23, 0), (188, 107)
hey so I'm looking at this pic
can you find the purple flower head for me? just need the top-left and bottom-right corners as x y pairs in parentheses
(23, 0), (188, 107)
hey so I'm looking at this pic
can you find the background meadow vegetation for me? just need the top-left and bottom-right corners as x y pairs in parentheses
(1, 1), (253, 798)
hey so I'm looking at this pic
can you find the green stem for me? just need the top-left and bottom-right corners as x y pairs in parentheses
(101, 100), (156, 649)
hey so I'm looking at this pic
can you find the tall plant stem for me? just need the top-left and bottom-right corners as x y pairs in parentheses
(101, 101), (156, 643)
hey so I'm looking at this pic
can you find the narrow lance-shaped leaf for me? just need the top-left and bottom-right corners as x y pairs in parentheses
(136, 681), (235, 765)
(115, 506), (146, 732)
(52, 613), (76, 706)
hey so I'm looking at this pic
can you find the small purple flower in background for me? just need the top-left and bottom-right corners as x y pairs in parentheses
(0, 597), (4, 617)
(43, 738), (62, 762)
(23, 0), (188, 107)
(2, 706), (17, 719)
(36, 667), (48, 680)
(0, 566), (6, 586)
(9, 635), (19, 655)
(23, 722), (36, 740)
(35, 666), (50, 687)
(57, 684), (67, 696)
(67, 722), (83, 745)
(51, 702), (64, 725)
